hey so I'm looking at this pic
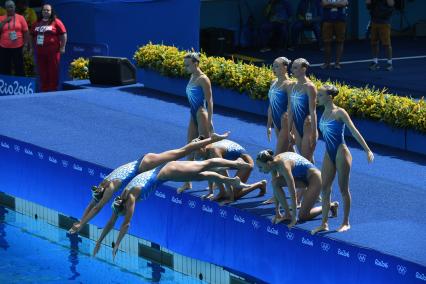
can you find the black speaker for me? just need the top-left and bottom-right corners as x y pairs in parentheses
(89, 56), (136, 86)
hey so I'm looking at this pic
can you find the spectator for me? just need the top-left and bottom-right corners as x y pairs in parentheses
(366, 0), (394, 71)
(31, 3), (67, 92)
(321, 0), (349, 69)
(289, 0), (322, 51)
(260, 0), (292, 52)
(16, 0), (36, 30)
(0, 0), (29, 76)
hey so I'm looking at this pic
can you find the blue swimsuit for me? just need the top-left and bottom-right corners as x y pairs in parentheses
(319, 115), (346, 164)
(186, 83), (206, 124)
(290, 86), (310, 137)
(105, 156), (144, 192)
(268, 82), (288, 131)
(212, 139), (247, 160)
(282, 152), (315, 183)
(124, 164), (165, 201)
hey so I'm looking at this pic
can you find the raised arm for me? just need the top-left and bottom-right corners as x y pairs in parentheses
(338, 109), (374, 162)
(69, 184), (114, 234)
(93, 212), (119, 257)
(112, 196), (136, 259)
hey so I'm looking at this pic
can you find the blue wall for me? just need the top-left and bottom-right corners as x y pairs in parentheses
(50, 0), (200, 61)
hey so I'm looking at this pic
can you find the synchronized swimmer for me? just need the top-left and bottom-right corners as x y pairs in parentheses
(68, 55), (374, 259)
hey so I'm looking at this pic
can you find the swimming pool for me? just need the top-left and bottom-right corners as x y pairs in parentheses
(0, 206), (203, 283)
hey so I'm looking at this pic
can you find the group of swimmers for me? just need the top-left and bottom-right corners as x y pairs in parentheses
(69, 53), (374, 259)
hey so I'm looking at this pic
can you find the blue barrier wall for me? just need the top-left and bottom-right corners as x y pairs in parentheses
(1, 134), (425, 283)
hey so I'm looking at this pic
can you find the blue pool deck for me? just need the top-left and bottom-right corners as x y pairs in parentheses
(0, 85), (425, 283)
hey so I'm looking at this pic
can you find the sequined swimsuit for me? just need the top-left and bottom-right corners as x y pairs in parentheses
(282, 152), (315, 183)
(123, 164), (166, 201)
(105, 156), (144, 192)
(186, 83), (206, 125)
(268, 81), (288, 131)
(319, 114), (345, 164)
(212, 139), (247, 160)
(290, 85), (310, 136)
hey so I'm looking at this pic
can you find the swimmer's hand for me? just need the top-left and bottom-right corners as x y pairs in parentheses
(267, 127), (272, 142)
(112, 244), (119, 261)
(68, 222), (80, 234)
(211, 131), (230, 142)
(366, 150), (374, 163)
(93, 242), (101, 257)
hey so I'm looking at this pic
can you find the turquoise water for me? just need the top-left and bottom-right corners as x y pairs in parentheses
(0, 206), (202, 283)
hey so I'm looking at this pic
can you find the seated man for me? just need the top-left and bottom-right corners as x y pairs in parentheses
(289, 0), (322, 51)
(260, 0), (292, 52)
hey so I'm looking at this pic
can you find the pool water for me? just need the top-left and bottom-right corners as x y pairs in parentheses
(0, 206), (203, 283)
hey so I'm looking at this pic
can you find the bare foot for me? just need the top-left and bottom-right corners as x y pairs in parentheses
(311, 223), (329, 235)
(330, 201), (339, 218)
(201, 193), (214, 200)
(211, 131), (230, 142)
(262, 196), (275, 205)
(257, 180), (267, 196)
(272, 213), (291, 224)
(287, 218), (297, 229)
(69, 222), (80, 234)
(177, 182), (192, 194)
(337, 223), (350, 232)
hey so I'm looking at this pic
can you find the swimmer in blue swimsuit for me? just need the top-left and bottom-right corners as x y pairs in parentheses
(312, 85), (374, 235)
(93, 157), (251, 259)
(287, 58), (318, 162)
(179, 52), (215, 193)
(267, 57), (293, 154)
(69, 132), (230, 235)
(256, 150), (339, 228)
(194, 138), (267, 203)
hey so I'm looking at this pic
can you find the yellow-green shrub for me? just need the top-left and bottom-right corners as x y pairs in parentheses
(69, 57), (89, 80)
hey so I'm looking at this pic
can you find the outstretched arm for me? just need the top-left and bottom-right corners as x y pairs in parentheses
(93, 212), (119, 257)
(112, 197), (136, 259)
(70, 185), (114, 234)
(338, 109), (374, 163)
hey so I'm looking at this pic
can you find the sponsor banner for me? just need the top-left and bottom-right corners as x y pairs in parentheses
(0, 75), (36, 96)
